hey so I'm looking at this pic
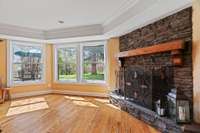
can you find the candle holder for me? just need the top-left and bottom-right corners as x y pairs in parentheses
(176, 99), (190, 123)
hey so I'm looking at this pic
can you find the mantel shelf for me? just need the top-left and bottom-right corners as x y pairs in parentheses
(116, 40), (185, 58)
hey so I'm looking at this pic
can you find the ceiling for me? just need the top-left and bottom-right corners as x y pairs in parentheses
(0, 0), (192, 43)
(0, 0), (130, 30)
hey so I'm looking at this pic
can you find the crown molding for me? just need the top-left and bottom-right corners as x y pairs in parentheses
(103, 0), (158, 34)
(45, 24), (103, 39)
(0, 34), (46, 43)
(0, 23), (44, 39)
(103, 0), (192, 38)
(0, 24), (105, 43)
(0, 34), (108, 44)
(102, 0), (139, 26)
(0, 0), (192, 44)
(0, 24), (103, 41)
(46, 35), (109, 44)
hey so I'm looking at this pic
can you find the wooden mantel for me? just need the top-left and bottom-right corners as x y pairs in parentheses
(117, 40), (185, 58)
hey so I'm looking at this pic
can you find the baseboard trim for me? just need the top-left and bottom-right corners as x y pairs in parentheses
(10, 90), (52, 99)
(52, 90), (108, 98)
(10, 89), (108, 99)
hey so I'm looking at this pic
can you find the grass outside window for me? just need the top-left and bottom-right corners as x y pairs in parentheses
(59, 73), (104, 81)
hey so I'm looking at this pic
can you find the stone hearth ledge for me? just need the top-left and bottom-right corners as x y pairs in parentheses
(109, 91), (183, 133)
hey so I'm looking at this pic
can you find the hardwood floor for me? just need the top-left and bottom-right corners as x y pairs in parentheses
(0, 94), (160, 133)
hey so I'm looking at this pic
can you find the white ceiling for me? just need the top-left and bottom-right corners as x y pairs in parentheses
(0, 0), (192, 43)
(0, 0), (130, 30)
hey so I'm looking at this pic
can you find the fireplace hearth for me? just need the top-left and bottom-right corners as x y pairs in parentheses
(110, 92), (183, 132)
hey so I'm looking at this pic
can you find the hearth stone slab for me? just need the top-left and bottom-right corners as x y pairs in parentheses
(109, 92), (183, 133)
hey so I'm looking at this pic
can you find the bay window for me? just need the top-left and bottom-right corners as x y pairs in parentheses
(57, 46), (77, 81)
(55, 41), (106, 84)
(8, 41), (45, 86)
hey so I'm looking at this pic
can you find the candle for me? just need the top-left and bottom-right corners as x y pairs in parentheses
(178, 106), (186, 121)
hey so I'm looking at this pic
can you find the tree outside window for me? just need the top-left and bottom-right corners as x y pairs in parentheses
(57, 47), (77, 81)
(11, 43), (44, 84)
(83, 45), (104, 82)
(55, 41), (106, 83)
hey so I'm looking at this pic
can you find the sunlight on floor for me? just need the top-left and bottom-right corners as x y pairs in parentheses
(10, 97), (46, 107)
(72, 101), (98, 108)
(7, 97), (49, 116)
(64, 96), (85, 101)
(94, 98), (109, 103)
(64, 95), (99, 108)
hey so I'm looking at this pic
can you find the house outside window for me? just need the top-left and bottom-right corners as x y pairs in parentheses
(54, 41), (107, 84)
(82, 44), (105, 83)
(8, 41), (45, 86)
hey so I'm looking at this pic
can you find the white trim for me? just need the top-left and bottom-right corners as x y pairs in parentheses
(0, 23), (44, 39)
(53, 81), (108, 87)
(11, 81), (47, 87)
(47, 35), (109, 44)
(7, 40), (46, 87)
(104, 41), (109, 84)
(0, 24), (102, 41)
(10, 90), (52, 99)
(10, 89), (108, 99)
(79, 44), (84, 83)
(45, 24), (103, 39)
(0, 34), (46, 43)
(77, 45), (81, 82)
(52, 90), (108, 98)
(103, 0), (139, 26)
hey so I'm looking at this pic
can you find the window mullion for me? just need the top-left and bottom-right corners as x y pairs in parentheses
(79, 44), (83, 83)
(77, 45), (81, 82)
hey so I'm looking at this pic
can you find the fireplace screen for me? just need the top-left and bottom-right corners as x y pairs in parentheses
(119, 66), (174, 111)
(124, 66), (153, 109)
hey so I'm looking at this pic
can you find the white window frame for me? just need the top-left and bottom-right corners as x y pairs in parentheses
(54, 43), (79, 83)
(54, 40), (107, 85)
(80, 41), (107, 84)
(7, 40), (46, 87)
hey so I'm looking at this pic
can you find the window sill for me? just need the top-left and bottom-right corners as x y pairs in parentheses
(54, 81), (108, 87)
(10, 81), (46, 87)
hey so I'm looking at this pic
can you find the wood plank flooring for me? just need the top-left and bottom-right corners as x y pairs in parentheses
(0, 94), (160, 133)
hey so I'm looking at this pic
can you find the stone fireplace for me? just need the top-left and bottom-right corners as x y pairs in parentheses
(110, 7), (193, 133)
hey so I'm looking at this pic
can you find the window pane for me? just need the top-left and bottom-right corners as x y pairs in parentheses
(83, 45), (104, 82)
(58, 47), (77, 81)
(13, 45), (43, 82)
